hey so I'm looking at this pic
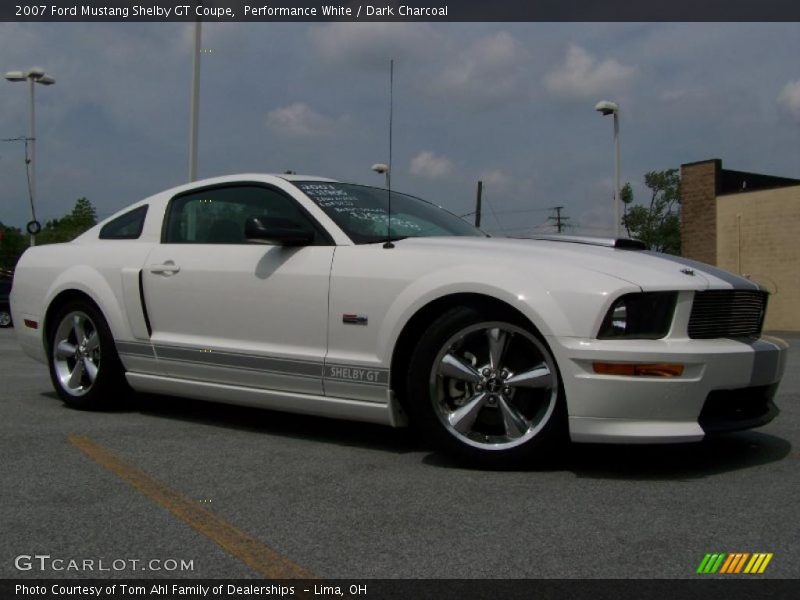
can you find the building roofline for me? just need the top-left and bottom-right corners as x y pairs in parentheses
(680, 158), (722, 168)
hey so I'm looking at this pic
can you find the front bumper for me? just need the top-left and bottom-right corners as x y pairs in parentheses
(548, 335), (788, 443)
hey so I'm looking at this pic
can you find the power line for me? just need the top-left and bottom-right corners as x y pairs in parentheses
(2, 136), (37, 226)
(494, 206), (552, 215)
(482, 187), (506, 233)
(459, 206), (551, 218)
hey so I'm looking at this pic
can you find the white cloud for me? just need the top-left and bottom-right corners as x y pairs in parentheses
(265, 102), (347, 137)
(479, 169), (511, 189)
(544, 44), (635, 99)
(409, 151), (453, 179)
(433, 31), (530, 110)
(777, 80), (800, 119)
(309, 25), (529, 111)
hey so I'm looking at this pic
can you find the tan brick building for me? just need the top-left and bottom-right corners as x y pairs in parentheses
(681, 159), (800, 331)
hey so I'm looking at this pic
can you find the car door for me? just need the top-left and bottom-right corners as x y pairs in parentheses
(142, 183), (334, 395)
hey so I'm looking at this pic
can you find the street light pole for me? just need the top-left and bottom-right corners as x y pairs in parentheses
(595, 100), (621, 238)
(188, 20), (201, 182)
(5, 67), (55, 247)
(613, 110), (620, 238)
(28, 77), (38, 245)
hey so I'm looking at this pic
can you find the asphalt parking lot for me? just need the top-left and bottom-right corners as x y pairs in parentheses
(1, 328), (798, 580)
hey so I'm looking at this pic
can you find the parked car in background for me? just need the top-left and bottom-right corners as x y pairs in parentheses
(0, 279), (13, 328)
(9, 174), (788, 466)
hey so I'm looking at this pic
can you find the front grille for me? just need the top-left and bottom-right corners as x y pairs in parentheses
(688, 290), (767, 339)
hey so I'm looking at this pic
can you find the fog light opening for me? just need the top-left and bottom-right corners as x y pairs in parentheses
(593, 362), (685, 377)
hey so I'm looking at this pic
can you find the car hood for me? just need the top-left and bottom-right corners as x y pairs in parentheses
(395, 236), (762, 292)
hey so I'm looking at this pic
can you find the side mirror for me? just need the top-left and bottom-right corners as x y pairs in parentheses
(244, 216), (315, 246)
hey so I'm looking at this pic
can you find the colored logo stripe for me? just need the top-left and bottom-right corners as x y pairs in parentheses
(697, 553), (726, 573)
(745, 553), (773, 574)
(697, 552), (773, 574)
(720, 553), (748, 573)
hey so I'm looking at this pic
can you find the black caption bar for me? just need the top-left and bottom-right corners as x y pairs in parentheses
(2, 0), (800, 22)
(3, 579), (800, 600)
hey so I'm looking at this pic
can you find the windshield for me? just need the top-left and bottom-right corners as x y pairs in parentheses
(294, 181), (485, 244)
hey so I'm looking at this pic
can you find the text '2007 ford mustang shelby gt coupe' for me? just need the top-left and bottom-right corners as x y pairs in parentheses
(11, 174), (788, 465)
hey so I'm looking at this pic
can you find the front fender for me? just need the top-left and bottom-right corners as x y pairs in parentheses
(378, 264), (639, 366)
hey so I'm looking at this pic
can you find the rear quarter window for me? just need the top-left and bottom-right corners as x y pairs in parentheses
(99, 205), (148, 240)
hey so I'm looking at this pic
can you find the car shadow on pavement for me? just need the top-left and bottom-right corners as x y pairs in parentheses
(130, 392), (422, 455)
(43, 390), (793, 474)
(560, 431), (793, 480)
(423, 429), (793, 479)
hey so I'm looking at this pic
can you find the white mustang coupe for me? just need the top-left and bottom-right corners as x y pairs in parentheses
(11, 174), (788, 465)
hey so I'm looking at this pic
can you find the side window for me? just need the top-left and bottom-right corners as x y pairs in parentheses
(99, 205), (148, 240)
(164, 185), (326, 244)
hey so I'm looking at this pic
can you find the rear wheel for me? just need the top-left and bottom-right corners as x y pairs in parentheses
(48, 300), (129, 409)
(407, 307), (565, 467)
(0, 308), (11, 328)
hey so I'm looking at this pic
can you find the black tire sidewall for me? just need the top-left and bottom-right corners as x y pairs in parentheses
(47, 300), (128, 409)
(406, 306), (566, 468)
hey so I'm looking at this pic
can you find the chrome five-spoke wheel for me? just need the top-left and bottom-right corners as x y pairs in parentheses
(429, 321), (559, 452)
(52, 311), (102, 397)
(48, 300), (129, 409)
(408, 308), (564, 465)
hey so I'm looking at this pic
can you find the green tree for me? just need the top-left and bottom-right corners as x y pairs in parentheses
(0, 223), (27, 273)
(621, 169), (681, 255)
(37, 197), (98, 245)
(66, 197), (97, 229)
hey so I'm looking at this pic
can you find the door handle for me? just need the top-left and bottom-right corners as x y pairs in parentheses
(149, 261), (180, 275)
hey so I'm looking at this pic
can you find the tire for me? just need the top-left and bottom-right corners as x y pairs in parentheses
(407, 306), (566, 467)
(0, 308), (11, 328)
(47, 300), (130, 409)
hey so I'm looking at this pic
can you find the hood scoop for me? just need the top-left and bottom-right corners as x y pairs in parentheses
(523, 234), (647, 250)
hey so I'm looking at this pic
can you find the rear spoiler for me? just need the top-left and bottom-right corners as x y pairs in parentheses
(523, 234), (647, 250)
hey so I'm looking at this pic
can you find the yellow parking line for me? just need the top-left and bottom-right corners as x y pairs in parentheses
(68, 435), (315, 579)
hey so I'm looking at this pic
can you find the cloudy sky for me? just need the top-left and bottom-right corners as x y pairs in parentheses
(1, 21), (799, 236)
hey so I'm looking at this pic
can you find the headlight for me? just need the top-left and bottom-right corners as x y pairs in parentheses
(597, 292), (678, 339)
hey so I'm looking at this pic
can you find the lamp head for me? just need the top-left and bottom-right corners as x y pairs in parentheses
(371, 163), (389, 175)
(4, 70), (26, 82)
(594, 100), (619, 116)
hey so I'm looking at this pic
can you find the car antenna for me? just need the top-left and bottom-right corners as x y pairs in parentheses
(383, 59), (395, 249)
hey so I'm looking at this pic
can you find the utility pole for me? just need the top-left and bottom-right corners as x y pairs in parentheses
(188, 20), (201, 182)
(5, 68), (55, 246)
(548, 206), (569, 233)
(475, 180), (483, 228)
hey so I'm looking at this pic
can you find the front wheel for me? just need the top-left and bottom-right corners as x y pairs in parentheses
(0, 308), (12, 328)
(407, 307), (565, 467)
(48, 300), (129, 409)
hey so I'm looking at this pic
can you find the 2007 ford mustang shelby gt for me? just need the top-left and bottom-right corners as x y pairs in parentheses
(11, 174), (787, 464)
